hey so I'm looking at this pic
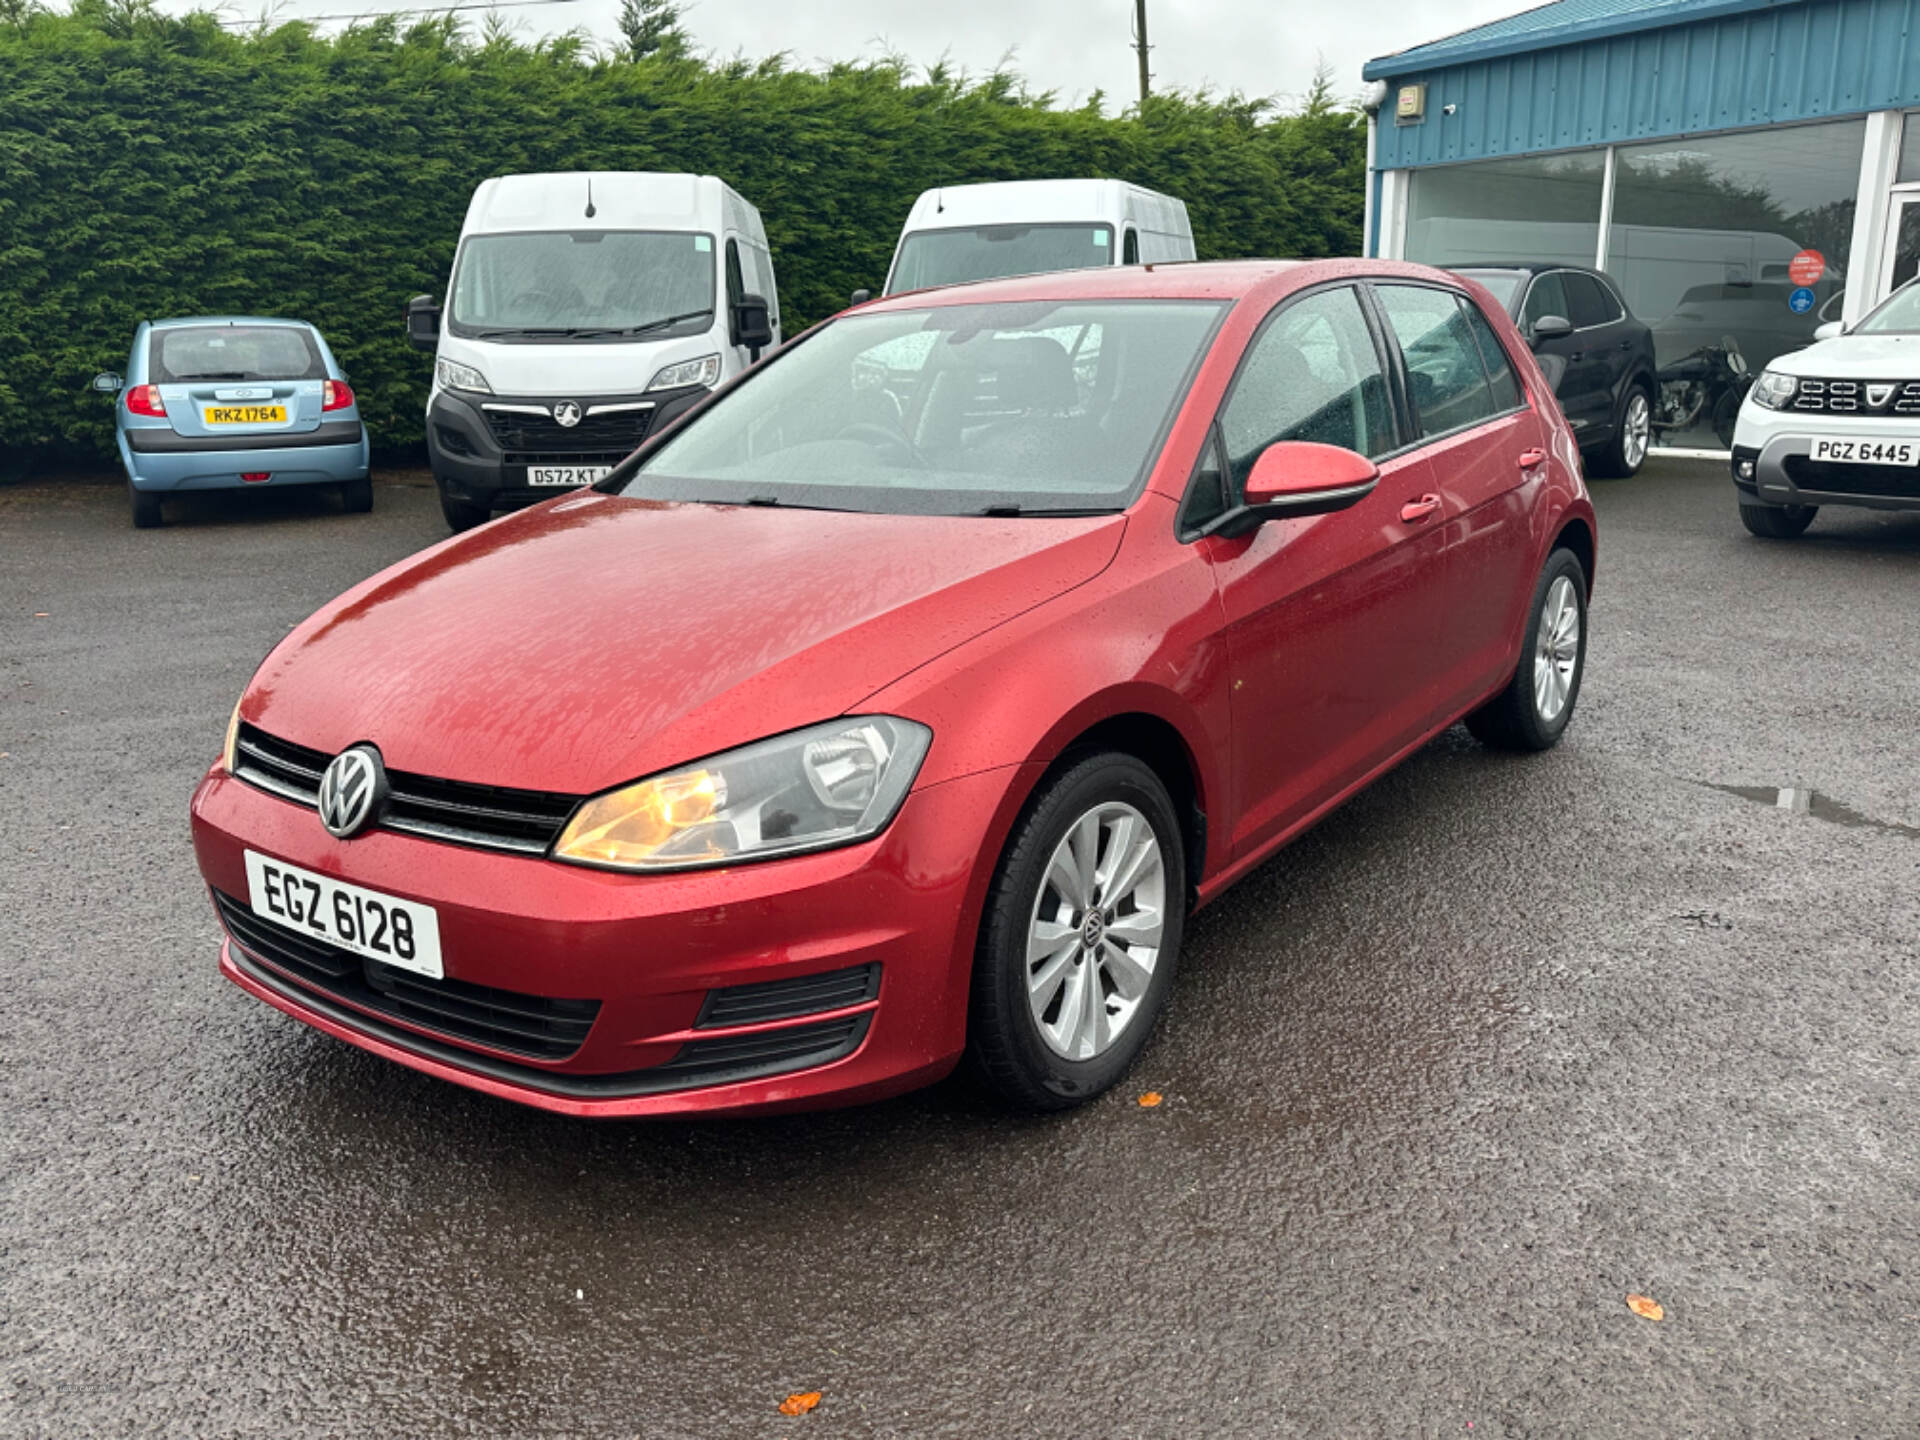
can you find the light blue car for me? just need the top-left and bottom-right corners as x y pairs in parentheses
(93, 316), (371, 528)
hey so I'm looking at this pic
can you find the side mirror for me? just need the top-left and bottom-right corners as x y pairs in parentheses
(1529, 314), (1573, 346)
(92, 372), (124, 394)
(733, 292), (774, 360)
(1206, 441), (1380, 538)
(405, 294), (441, 350)
(850, 288), (872, 306)
(1813, 320), (1845, 341)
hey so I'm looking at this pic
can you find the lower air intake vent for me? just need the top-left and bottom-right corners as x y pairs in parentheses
(697, 963), (881, 1028)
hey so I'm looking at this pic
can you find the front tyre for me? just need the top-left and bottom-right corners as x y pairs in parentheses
(1466, 547), (1588, 752)
(968, 752), (1186, 1112)
(438, 481), (490, 532)
(1739, 500), (1816, 538)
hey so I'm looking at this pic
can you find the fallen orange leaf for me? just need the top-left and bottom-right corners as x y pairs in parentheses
(778, 1391), (822, 1416)
(1137, 1092), (1163, 1108)
(1626, 1294), (1664, 1322)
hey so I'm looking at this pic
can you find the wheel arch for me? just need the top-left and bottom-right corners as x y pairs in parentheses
(1551, 514), (1597, 598)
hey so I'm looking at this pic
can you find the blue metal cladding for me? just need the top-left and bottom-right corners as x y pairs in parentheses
(1372, 0), (1920, 170)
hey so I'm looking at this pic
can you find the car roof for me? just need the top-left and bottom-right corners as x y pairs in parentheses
(147, 316), (316, 330)
(1451, 263), (1608, 278)
(857, 257), (1471, 312)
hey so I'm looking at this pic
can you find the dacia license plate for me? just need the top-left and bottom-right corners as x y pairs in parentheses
(1810, 437), (1918, 465)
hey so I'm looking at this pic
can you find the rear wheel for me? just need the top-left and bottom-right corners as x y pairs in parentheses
(341, 477), (374, 513)
(128, 483), (162, 529)
(1466, 547), (1587, 752)
(967, 752), (1185, 1112)
(438, 482), (489, 532)
(1739, 501), (1816, 539)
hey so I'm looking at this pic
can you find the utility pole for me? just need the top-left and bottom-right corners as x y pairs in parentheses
(1133, 0), (1151, 105)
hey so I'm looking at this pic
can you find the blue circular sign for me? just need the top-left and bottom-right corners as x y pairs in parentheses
(1789, 286), (1816, 314)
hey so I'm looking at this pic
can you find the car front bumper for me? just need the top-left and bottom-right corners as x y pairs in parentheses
(1730, 404), (1920, 512)
(426, 386), (707, 512)
(190, 761), (1024, 1118)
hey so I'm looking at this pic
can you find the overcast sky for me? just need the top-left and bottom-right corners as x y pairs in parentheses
(200, 0), (1536, 108)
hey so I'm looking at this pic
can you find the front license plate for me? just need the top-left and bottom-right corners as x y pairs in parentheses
(526, 465), (610, 487)
(243, 850), (444, 979)
(1810, 437), (1918, 465)
(205, 405), (288, 425)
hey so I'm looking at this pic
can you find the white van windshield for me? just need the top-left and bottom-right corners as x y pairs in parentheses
(615, 299), (1226, 517)
(449, 230), (715, 340)
(889, 225), (1115, 295)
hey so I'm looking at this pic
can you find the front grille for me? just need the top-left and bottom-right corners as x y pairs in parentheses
(216, 891), (600, 1060)
(1789, 379), (1920, 416)
(484, 407), (652, 456)
(503, 450), (632, 468)
(233, 723), (579, 855)
(698, 963), (882, 1028)
(1782, 456), (1920, 499)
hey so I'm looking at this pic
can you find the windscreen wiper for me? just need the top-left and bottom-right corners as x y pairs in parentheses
(617, 309), (716, 340)
(976, 503), (1110, 517)
(172, 372), (251, 381)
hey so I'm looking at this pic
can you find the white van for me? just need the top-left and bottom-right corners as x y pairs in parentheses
(407, 171), (779, 530)
(878, 179), (1195, 297)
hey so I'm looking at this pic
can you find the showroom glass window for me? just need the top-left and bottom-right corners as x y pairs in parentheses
(1606, 120), (1865, 380)
(1405, 153), (1605, 270)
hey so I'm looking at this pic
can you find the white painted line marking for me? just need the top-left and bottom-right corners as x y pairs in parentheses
(1776, 787), (1811, 814)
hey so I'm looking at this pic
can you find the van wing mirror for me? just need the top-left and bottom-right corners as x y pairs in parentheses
(1204, 441), (1379, 538)
(92, 372), (123, 394)
(733, 292), (774, 359)
(1529, 314), (1573, 346)
(849, 288), (872, 306)
(405, 294), (441, 350)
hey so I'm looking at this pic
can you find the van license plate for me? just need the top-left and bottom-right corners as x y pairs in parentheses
(1810, 438), (1918, 465)
(527, 466), (610, 487)
(243, 850), (444, 979)
(206, 405), (287, 425)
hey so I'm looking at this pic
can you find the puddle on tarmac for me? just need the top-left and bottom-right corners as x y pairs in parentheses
(1699, 781), (1920, 839)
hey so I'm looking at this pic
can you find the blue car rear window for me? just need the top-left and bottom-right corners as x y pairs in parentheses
(149, 326), (325, 384)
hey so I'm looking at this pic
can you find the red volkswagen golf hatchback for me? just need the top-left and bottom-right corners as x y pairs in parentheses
(191, 260), (1595, 1118)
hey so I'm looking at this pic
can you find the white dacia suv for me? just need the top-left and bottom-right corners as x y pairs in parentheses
(1732, 280), (1920, 537)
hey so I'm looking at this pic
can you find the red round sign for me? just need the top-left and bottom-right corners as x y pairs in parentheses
(1789, 249), (1826, 286)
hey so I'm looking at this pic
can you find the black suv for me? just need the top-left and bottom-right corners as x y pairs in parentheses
(1453, 264), (1658, 477)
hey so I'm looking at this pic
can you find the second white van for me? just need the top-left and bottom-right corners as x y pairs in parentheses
(879, 179), (1195, 297)
(407, 171), (780, 530)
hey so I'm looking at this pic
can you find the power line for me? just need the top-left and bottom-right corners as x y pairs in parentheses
(214, 0), (581, 27)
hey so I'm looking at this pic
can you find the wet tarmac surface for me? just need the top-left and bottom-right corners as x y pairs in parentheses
(3, 462), (1916, 1437)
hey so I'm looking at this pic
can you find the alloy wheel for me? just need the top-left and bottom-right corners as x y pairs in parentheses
(1532, 574), (1581, 723)
(1025, 801), (1166, 1061)
(1622, 391), (1651, 469)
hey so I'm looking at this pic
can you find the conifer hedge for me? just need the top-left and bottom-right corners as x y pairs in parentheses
(0, 2), (1365, 459)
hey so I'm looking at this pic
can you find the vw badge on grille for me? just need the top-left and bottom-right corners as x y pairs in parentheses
(552, 401), (583, 428)
(317, 745), (386, 839)
(1868, 382), (1897, 408)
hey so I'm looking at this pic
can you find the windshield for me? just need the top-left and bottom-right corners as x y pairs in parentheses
(449, 230), (715, 339)
(149, 326), (323, 383)
(1857, 281), (1920, 333)
(887, 224), (1115, 295)
(614, 299), (1226, 516)
(1454, 270), (1525, 309)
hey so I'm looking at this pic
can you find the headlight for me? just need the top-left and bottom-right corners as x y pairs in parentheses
(1750, 371), (1797, 409)
(646, 354), (721, 392)
(435, 357), (492, 394)
(552, 716), (933, 873)
(222, 698), (243, 774)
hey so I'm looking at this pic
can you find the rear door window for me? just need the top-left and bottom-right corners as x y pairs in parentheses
(1561, 272), (1615, 329)
(150, 326), (324, 383)
(1375, 284), (1499, 439)
(1460, 301), (1523, 412)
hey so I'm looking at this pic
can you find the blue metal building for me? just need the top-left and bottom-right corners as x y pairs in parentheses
(1363, 0), (1920, 445)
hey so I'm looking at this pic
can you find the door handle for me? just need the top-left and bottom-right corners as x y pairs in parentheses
(1518, 448), (1547, 470)
(1400, 494), (1442, 523)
